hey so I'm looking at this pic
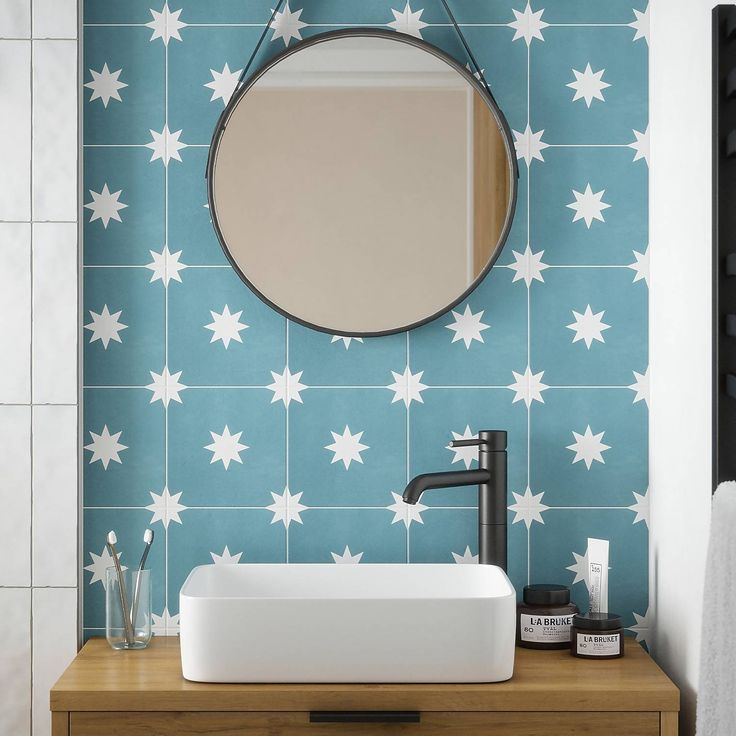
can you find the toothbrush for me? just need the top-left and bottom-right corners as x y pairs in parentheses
(130, 529), (154, 633)
(106, 531), (134, 645)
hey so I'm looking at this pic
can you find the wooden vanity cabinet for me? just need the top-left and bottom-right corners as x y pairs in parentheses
(51, 638), (679, 736)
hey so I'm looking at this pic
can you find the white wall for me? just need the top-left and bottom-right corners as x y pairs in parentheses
(650, 1), (718, 733)
(0, 0), (79, 734)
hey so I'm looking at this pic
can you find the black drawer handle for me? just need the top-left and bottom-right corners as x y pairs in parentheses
(310, 711), (420, 724)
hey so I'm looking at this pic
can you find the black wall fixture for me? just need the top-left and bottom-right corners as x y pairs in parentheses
(713, 6), (736, 487)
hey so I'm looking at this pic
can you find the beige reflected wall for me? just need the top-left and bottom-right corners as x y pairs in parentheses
(213, 86), (510, 333)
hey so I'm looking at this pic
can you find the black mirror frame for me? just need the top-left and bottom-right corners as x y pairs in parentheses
(206, 27), (519, 338)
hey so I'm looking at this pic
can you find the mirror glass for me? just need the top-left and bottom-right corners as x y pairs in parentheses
(209, 33), (516, 335)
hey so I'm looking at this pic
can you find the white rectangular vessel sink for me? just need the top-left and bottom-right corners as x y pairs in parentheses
(179, 563), (516, 683)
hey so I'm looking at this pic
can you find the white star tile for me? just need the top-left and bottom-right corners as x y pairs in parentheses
(146, 3), (186, 45)
(566, 183), (611, 228)
(331, 546), (363, 564)
(629, 6), (649, 44)
(628, 490), (649, 527)
(628, 126), (649, 165)
(628, 607), (653, 647)
(210, 545), (243, 564)
(566, 425), (611, 469)
(84, 425), (127, 469)
(446, 305), (490, 349)
(146, 367), (187, 406)
(628, 248), (649, 286)
(447, 426), (478, 470)
(84, 63), (127, 107)
(331, 335), (363, 349)
(205, 425), (249, 469)
(508, 487), (549, 529)
(628, 368), (649, 407)
(267, 487), (307, 528)
(508, 245), (549, 287)
(566, 549), (589, 586)
(386, 366), (427, 407)
(205, 63), (242, 105)
(145, 246), (188, 286)
(270, 2), (307, 46)
(205, 305), (248, 348)
(145, 125), (187, 166)
(84, 184), (127, 228)
(508, 2), (548, 45)
(84, 546), (125, 589)
(151, 607), (180, 635)
(325, 426), (369, 469)
(388, 2), (428, 38)
(84, 305), (127, 349)
(267, 367), (308, 407)
(567, 63), (610, 107)
(452, 546), (478, 564)
(146, 487), (187, 528)
(386, 491), (427, 528)
(513, 125), (549, 166)
(567, 304), (611, 349)
(507, 366), (548, 407)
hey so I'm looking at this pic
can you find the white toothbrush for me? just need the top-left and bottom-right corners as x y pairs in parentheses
(131, 529), (154, 632)
(106, 531), (134, 645)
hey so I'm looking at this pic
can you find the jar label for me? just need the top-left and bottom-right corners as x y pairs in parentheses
(519, 614), (574, 643)
(575, 632), (621, 656)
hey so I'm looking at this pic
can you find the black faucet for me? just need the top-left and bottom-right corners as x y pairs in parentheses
(403, 430), (507, 570)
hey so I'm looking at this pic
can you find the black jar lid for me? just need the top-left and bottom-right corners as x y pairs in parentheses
(573, 612), (622, 631)
(523, 584), (571, 606)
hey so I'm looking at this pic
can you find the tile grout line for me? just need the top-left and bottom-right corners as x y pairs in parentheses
(164, 20), (170, 626)
(526, 39), (531, 586)
(285, 320), (290, 564)
(406, 330), (410, 564)
(29, 7), (34, 731)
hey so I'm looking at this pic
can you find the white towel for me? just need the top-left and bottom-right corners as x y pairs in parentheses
(696, 481), (736, 736)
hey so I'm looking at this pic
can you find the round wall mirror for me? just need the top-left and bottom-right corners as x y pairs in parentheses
(208, 29), (518, 336)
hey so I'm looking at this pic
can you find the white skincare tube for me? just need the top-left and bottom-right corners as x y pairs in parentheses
(587, 537), (609, 613)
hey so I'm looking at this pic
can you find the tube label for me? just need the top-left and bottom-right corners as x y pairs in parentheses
(520, 614), (574, 643)
(575, 632), (621, 657)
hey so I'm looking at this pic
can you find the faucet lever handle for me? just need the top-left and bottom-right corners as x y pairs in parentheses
(450, 430), (507, 451)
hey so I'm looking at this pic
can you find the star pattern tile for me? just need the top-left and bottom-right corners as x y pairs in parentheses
(331, 335), (364, 349)
(507, 367), (549, 407)
(628, 368), (649, 406)
(267, 367), (308, 407)
(146, 3), (186, 45)
(452, 546), (478, 564)
(270, 2), (307, 46)
(629, 6), (650, 45)
(85, 305), (127, 349)
(146, 367), (187, 406)
(151, 608), (180, 636)
(84, 425), (127, 469)
(446, 305), (490, 349)
(267, 487), (308, 528)
(388, 2), (428, 38)
(85, 63), (127, 107)
(447, 426), (478, 470)
(84, 184), (127, 228)
(513, 125), (549, 166)
(567, 63), (611, 107)
(84, 546), (125, 589)
(627, 608), (653, 647)
(146, 125), (187, 166)
(508, 487), (549, 528)
(205, 305), (248, 348)
(331, 546), (363, 564)
(628, 248), (649, 286)
(205, 425), (249, 469)
(567, 305), (611, 349)
(205, 63), (242, 105)
(508, 3), (548, 45)
(325, 426), (369, 469)
(566, 425), (611, 469)
(628, 126), (650, 165)
(211, 545), (243, 564)
(386, 491), (427, 528)
(145, 247), (188, 286)
(386, 366), (427, 407)
(508, 246), (549, 287)
(628, 490), (649, 527)
(566, 184), (611, 228)
(146, 487), (187, 528)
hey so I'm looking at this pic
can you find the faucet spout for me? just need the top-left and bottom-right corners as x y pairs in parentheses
(402, 469), (491, 505)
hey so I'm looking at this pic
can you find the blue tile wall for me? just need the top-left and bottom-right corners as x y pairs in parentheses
(82, 1), (651, 647)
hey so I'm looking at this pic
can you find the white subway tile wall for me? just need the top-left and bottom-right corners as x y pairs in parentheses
(0, 1), (78, 734)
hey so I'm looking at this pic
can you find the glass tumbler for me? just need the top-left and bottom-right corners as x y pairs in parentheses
(106, 567), (151, 650)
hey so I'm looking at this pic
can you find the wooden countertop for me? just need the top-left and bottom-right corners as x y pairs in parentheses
(51, 637), (679, 714)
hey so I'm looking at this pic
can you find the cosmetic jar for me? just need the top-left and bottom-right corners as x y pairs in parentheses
(516, 584), (579, 649)
(571, 612), (624, 659)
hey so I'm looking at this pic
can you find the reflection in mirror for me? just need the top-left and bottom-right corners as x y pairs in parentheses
(210, 34), (516, 335)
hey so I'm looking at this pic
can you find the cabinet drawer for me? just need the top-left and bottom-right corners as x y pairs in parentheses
(71, 711), (660, 735)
